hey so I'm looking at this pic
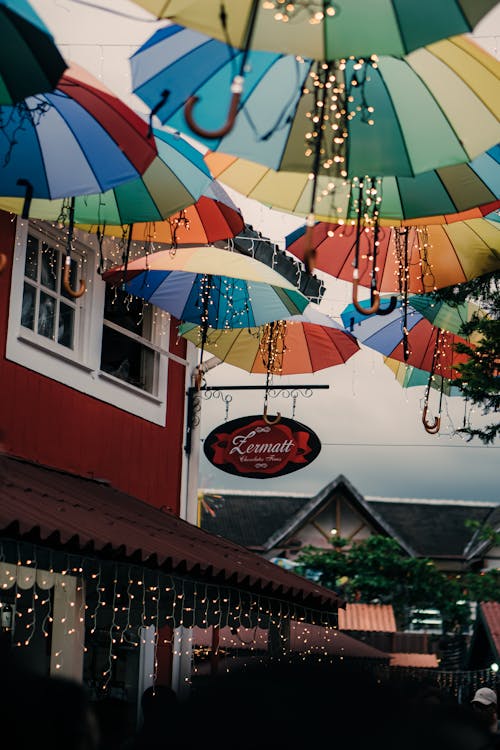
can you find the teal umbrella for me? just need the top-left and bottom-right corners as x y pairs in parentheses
(131, 0), (497, 60)
(0, 0), (67, 104)
(131, 26), (500, 178)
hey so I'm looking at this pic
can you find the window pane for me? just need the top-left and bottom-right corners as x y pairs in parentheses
(21, 283), (36, 330)
(101, 326), (155, 393)
(37, 292), (56, 339)
(25, 235), (38, 281)
(40, 243), (58, 291)
(104, 286), (147, 336)
(58, 302), (75, 349)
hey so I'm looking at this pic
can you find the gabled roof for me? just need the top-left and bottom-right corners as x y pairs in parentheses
(201, 479), (497, 560)
(368, 498), (495, 559)
(338, 603), (396, 633)
(464, 506), (500, 561)
(0, 454), (342, 612)
(201, 475), (413, 555)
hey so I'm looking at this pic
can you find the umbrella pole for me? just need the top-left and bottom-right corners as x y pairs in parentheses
(262, 322), (281, 425)
(422, 329), (443, 434)
(63, 197), (86, 298)
(184, 0), (260, 139)
(352, 182), (379, 315)
(371, 208), (397, 316)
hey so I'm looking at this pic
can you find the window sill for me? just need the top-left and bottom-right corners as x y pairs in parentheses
(17, 331), (94, 373)
(98, 370), (164, 404)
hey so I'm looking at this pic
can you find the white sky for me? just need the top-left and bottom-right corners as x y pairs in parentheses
(32, 0), (500, 503)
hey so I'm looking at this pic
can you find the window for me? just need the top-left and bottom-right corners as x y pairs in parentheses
(7, 218), (177, 425)
(21, 231), (80, 351)
(100, 285), (159, 395)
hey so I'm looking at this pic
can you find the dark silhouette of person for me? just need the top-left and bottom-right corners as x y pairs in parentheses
(170, 658), (498, 750)
(122, 685), (179, 750)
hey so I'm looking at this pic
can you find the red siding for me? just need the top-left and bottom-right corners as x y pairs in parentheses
(0, 211), (187, 512)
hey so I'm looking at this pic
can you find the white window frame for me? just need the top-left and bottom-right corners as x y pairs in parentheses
(7, 218), (179, 426)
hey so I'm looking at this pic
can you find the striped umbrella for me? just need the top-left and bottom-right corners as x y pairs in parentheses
(131, 27), (500, 178)
(179, 305), (360, 374)
(205, 146), (500, 226)
(130, 0), (497, 60)
(285, 219), (500, 295)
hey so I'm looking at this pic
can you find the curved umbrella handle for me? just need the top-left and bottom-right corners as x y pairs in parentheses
(0, 253), (7, 274)
(376, 295), (398, 316)
(184, 75), (243, 140)
(422, 405), (441, 434)
(263, 405), (281, 425)
(63, 255), (86, 299)
(352, 271), (380, 315)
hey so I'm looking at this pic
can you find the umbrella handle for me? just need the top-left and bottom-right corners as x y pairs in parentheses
(303, 215), (316, 275)
(263, 405), (281, 425)
(0, 253), (6, 274)
(63, 255), (86, 299)
(376, 295), (398, 316)
(422, 405), (441, 434)
(184, 76), (243, 140)
(352, 272), (380, 315)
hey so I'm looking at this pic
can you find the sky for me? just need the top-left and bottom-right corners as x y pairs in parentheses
(32, 0), (500, 503)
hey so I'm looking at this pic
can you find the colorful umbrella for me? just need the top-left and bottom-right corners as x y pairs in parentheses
(285, 218), (500, 296)
(179, 305), (360, 374)
(89, 194), (244, 247)
(0, 64), (157, 204)
(384, 357), (462, 397)
(408, 295), (485, 343)
(102, 246), (309, 328)
(0, 0), (67, 104)
(205, 147), (500, 226)
(131, 0), (496, 59)
(131, 27), (500, 178)
(341, 299), (472, 432)
(0, 127), (212, 226)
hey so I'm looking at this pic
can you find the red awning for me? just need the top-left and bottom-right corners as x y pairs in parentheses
(0, 454), (342, 612)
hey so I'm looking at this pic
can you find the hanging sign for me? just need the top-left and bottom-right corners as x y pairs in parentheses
(204, 414), (321, 478)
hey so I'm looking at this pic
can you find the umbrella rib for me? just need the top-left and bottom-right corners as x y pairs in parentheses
(388, 2), (408, 54)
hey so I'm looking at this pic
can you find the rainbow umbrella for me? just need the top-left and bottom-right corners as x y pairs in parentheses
(102, 246), (309, 328)
(205, 147), (500, 226)
(179, 305), (359, 374)
(408, 295), (485, 343)
(341, 298), (472, 432)
(130, 0), (496, 60)
(0, 64), (157, 203)
(285, 219), (500, 295)
(131, 27), (500, 178)
(0, 127), (210, 224)
(384, 357), (462, 397)
(0, 0), (67, 104)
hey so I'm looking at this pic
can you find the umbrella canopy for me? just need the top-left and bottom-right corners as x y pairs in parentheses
(286, 219), (500, 294)
(131, 27), (500, 178)
(205, 147), (500, 225)
(130, 0), (497, 60)
(0, 0), (67, 104)
(340, 299), (471, 378)
(0, 127), (211, 223)
(384, 357), (462, 397)
(408, 295), (485, 342)
(0, 64), (157, 202)
(179, 305), (360, 374)
(89, 194), (244, 246)
(102, 247), (309, 327)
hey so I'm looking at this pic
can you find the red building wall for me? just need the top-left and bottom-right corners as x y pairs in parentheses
(0, 212), (187, 513)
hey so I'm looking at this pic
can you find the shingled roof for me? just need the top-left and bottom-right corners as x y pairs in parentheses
(200, 477), (498, 561)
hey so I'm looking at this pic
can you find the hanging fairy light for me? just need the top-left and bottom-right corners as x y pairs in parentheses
(262, 0), (338, 24)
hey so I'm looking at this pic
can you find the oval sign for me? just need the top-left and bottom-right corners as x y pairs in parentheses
(203, 414), (321, 479)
